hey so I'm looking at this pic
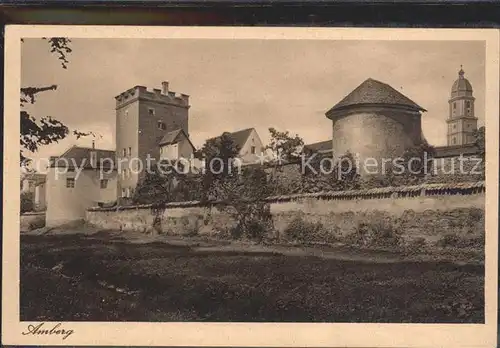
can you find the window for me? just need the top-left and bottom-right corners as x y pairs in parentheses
(126, 188), (131, 198)
(100, 179), (108, 189)
(128, 147), (132, 156)
(453, 124), (456, 129)
(122, 148), (126, 157)
(453, 103), (456, 109)
(66, 178), (75, 188)
(148, 108), (155, 116)
(452, 137), (456, 145)
(121, 188), (126, 198)
(466, 101), (471, 115)
(251, 146), (256, 154)
(122, 169), (126, 179)
(158, 120), (166, 130)
(90, 152), (97, 167)
(160, 147), (163, 154)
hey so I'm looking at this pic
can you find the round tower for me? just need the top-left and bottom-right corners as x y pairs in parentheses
(325, 78), (426, 173)
(446, 66), (478, 146)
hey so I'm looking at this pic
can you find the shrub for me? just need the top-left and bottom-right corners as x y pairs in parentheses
(345, 213), (402, 248)
(20, 192), (34, 213)
(28, 216), (45, 230)
(226, 202), (273, 242)
(437, 234), (462, 247)
(405, 237), (428, 254)
(437, 233), (484, 249)
(283, 216), (330, 243)
(467, 208), (484, 224)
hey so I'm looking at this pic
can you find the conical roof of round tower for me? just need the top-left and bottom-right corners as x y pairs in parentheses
(326, 78), (426, 116)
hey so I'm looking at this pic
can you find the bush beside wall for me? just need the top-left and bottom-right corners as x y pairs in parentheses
(87, 192), (485, 254)
(20, 212), (46, 232)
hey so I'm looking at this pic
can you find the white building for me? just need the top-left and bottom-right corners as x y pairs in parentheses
(45, 145), (117, 227)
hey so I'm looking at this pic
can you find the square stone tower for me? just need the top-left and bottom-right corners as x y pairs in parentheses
(115, 81), (190, 204)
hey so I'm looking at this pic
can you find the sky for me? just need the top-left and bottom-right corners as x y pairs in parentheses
(21, 38), (485, 169)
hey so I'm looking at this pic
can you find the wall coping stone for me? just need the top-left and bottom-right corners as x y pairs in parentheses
(20, 211), (46, 216)
(87, 181), (484, 212)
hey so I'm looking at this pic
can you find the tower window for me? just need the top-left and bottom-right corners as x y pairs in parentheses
(158, 121), (166, 130)
(128, 147), (132, 156)
(466, 101), (471, 115)
(66, 178), (75, 188)
(251, 146), (256, 154)
(90, 152), (97, 167)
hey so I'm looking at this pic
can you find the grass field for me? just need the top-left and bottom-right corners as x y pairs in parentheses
(20, 231), (484, 323)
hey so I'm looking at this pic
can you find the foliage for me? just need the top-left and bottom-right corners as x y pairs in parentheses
(436, 234), (484, 249)
(215, 166), (274, 241)
(195, 132), (241, 201)
(301, 151), (361, 192)
(345, 212), (402, 248)
(21, 192), (34, 213)
(265, 127), (304, 164)
(20, 38), (96, 165)
(404, 237), (428, 255)
(132, 161), (203, 205)
(283, 215), (338, 244)
(473, 126), (485, 178)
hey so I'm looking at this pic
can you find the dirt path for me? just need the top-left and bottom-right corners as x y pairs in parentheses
(25, 227), (483, 265)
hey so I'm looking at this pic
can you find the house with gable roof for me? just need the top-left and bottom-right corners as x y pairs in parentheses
(45, 143), (117, 227)
(208, 128), (265, 165)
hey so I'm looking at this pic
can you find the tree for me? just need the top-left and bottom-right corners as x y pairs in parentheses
(473, 126), (485, 159)
(20, 38), (96, 166)
(265, 127), (304, 164)
(20, 191), (34, 213)
(360, 141), (436, 188)
(301, 151), (361, 193)
(132, 160), (202, 205)
(196, 134), (273, 241)
(473, 126), (486, 178)
(215, 166), (274, 241)
(195, 132), (241, 201)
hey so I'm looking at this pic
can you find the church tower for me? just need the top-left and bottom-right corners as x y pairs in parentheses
(446, 66), (478, 146)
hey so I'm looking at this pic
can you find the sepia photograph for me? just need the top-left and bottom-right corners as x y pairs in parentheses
(3, 26), (499, 347)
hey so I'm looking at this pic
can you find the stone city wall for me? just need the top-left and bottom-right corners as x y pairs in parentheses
(86, 182), (485, 246)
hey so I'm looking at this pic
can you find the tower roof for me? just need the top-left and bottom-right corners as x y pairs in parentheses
(451, 66), (473, 94)
(326, 78), (426, 115)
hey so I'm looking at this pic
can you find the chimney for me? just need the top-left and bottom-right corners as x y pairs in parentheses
(161, 81), (169, 95)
